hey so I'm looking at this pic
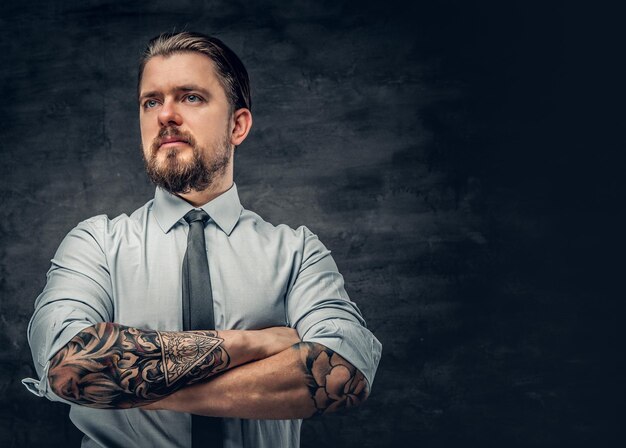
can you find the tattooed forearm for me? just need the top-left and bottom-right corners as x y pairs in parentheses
(48, 322), (230, 408)
(299, 342), (369, 416)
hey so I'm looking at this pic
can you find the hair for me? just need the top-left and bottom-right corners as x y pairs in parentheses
(138, 31), (251, 112)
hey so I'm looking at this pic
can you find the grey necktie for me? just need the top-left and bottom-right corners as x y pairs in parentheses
(182, 209), (223, 447)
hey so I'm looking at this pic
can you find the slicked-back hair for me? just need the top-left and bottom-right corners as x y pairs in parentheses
(138, 31), (251, 112)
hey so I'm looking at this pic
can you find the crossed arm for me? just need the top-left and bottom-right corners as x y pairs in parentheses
(48, 322), (369, 418)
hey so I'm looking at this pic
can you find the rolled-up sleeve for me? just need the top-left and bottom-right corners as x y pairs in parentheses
(286, 227), (382, 388)
(22, 216), (113, 401)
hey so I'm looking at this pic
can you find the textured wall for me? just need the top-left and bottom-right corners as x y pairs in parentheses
(0, 1), (620, 447)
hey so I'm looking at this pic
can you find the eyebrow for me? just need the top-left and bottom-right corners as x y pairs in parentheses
(138, 85), (212, 104)
(138, 91), (160, 104)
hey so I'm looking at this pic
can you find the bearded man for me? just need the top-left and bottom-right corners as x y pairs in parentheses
(23, 31), (382, 448)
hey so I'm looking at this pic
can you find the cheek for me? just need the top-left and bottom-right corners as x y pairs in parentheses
(140, 125), (150, 140)
(140, 114), (156, 137)
(139, 134), (151, 155)
(139, 134), (154, 160)
(141, 145), (151, 161)
(140, 127), (155, 152)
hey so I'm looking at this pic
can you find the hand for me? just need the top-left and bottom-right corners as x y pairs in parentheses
(252, 327), (300, 359)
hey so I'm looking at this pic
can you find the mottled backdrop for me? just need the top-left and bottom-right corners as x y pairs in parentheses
(0, 1), (621, 447)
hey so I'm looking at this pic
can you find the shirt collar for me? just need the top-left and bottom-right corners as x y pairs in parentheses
(152, 183), (243, 236)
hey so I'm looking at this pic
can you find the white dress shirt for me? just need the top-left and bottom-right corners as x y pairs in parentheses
(23, 183), (382, 448)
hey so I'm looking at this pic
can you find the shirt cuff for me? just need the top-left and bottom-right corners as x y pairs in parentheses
(300, 317), (382, 389)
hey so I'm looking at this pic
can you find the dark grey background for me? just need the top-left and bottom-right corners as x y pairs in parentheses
(0, 1), (622, 447)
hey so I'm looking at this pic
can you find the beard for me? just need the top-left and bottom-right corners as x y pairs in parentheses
(143, 126), (231, 195)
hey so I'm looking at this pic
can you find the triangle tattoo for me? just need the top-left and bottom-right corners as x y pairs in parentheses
(157, 331), (224, 386)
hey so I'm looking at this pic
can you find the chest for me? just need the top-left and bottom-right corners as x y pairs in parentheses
(106, 224), (292, 331)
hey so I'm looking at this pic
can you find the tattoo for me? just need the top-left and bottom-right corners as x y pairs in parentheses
(299, 342), (369, 416)
(48, 323), (230, 408)
(158, 331), (227, 386)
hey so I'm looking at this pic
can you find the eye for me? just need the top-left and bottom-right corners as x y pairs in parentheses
(143, 99), (159, 109)
(185, 94), (202, 103)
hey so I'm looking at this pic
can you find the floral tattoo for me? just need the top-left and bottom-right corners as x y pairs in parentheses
(299, 342), (369, 416)
(48, 322), (229, 408)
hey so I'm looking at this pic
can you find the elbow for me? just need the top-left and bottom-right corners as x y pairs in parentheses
(47, 351), (84, 404)
(299, 341), (371, 416)
(46, 323), (121, 407)
(310, 370), (370, 416)
(47, 352), (121, 408)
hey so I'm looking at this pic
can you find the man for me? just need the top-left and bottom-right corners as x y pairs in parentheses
(22, 31), (382, 447)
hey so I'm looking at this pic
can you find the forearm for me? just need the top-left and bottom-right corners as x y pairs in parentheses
(147, 342), (369, 419)
(47, 322), (295, 409)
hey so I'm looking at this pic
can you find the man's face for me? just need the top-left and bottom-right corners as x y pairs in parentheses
(139, 52), (234, 194)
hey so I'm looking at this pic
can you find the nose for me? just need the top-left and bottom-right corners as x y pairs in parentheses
(158, 99), (182, 127)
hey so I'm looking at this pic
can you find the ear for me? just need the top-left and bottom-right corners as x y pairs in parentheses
(230, 108), (253, 147)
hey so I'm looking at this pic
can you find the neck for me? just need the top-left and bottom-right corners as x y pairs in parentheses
(177, 177), (233, 207)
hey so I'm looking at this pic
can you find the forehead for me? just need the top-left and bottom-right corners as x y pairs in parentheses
(139, 52), (224, 96)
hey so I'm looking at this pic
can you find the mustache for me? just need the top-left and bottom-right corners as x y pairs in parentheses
(151, 127), (197, 151)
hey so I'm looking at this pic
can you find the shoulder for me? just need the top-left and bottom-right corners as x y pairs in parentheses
(236, 208), (318, 244)
(235, 209), (331, 264)
(64, 199), (154, 247)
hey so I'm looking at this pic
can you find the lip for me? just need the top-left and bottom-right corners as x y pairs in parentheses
(159, 136), (189, 148)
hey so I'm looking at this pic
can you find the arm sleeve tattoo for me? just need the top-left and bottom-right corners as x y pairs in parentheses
(48, 322), (230, 408)
(299, 342), (369, 416)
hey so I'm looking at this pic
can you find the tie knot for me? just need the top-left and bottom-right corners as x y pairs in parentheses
(184, 209), (210, 225)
